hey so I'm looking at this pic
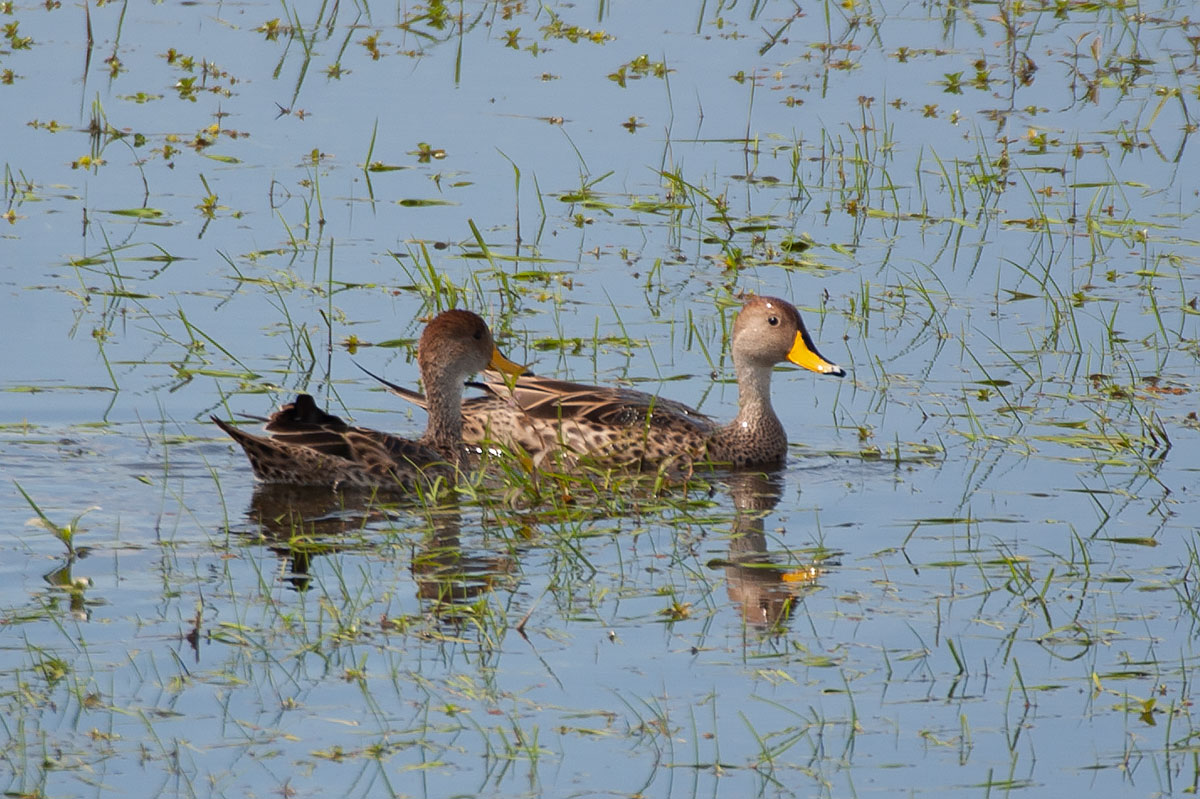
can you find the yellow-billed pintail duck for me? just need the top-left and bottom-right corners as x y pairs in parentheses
(367, 296), (844, 469)
(212, 309), (524, 488)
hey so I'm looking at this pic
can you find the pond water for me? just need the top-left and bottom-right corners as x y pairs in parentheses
(3, 0), (1200, 796)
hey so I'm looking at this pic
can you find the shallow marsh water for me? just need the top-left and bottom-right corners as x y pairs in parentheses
(3, 1), (1200, 796)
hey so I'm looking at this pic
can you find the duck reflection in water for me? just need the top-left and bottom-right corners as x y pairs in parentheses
(244, 484), (394, 592)
(717, 471), (828, 633)
(240, 485), (516, 622)
(407, 505), (518, 623)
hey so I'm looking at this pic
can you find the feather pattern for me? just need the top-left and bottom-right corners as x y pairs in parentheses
(212, 310), (524, 489)
(371, 296), (845, 468)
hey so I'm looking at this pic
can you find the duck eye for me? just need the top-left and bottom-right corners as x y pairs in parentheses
(473, 329), (484, 340)
(767, 316), (779, 326)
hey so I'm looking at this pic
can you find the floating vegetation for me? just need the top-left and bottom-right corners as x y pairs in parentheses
(1, 1), (1198, 798)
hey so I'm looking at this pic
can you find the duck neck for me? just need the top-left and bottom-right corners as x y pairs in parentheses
(733, 359), (780, 434)
(713, 360), (786, 464)
(420, 365), (465, 460)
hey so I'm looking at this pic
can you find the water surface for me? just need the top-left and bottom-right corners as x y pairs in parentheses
(3, 1), (1199, 796)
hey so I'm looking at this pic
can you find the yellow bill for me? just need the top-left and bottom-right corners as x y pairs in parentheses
(488, 346), (528, 377)
(787, 329), (846, 377)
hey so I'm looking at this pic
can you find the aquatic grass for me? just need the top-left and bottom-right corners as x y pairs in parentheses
(465, 217), (518, 314)
(658, 166), (734, 244)
(5, 1), (1200, 796)
(387, 243), (471, 314)
(494, 150), (532, 254)
(14, 482), (95, 559)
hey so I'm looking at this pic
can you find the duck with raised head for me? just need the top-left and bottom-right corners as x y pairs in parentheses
(368, 296), (845, 469)
(212, 309), (524, 489)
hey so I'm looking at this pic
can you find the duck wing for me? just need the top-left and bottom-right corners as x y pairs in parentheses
(354, 363), (432, 409)
(261, 394), (441, 466)
(479, 372), (714, 431)
(357, 361), (513, 418)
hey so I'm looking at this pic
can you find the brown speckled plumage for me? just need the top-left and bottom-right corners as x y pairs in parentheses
(211, 309), (523, 489)
(374, 296), (845, 469)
